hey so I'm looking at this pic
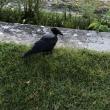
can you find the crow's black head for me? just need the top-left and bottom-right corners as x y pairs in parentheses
(51, 28), (63, 35)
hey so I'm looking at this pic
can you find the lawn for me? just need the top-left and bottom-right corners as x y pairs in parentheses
(0, 43), (110, 110)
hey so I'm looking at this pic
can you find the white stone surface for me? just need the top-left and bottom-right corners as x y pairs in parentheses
(0, 22), (110, 52)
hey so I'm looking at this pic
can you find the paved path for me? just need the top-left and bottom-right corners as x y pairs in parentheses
(0, 22), (110, 52)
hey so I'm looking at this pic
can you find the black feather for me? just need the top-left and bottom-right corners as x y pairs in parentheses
(22, 28), (63, 58)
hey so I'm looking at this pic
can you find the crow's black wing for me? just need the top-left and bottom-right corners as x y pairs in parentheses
(22, 39), (49, 58)
(22, 35), (57, 58)
(31, 39), (50, 53)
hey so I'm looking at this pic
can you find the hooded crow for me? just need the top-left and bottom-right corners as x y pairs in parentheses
(22, 27), (63, 58)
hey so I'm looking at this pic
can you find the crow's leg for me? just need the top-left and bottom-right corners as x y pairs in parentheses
(45, 51), (53, 55)
(48, 51), (53, 54)
(42, 52), (48, 56)
(42, 51), (53, 56)
(22, 50), (33, 58)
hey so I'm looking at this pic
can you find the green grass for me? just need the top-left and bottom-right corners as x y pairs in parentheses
(0, 43), (110, 110)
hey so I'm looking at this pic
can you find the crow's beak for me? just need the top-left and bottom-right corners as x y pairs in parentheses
(59, 31), (63, 36)
(60, 33), (63, 36)
(59, 32), (63, 40)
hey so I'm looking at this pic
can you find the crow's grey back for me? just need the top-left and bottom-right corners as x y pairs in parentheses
(42, 32), (55, 38)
